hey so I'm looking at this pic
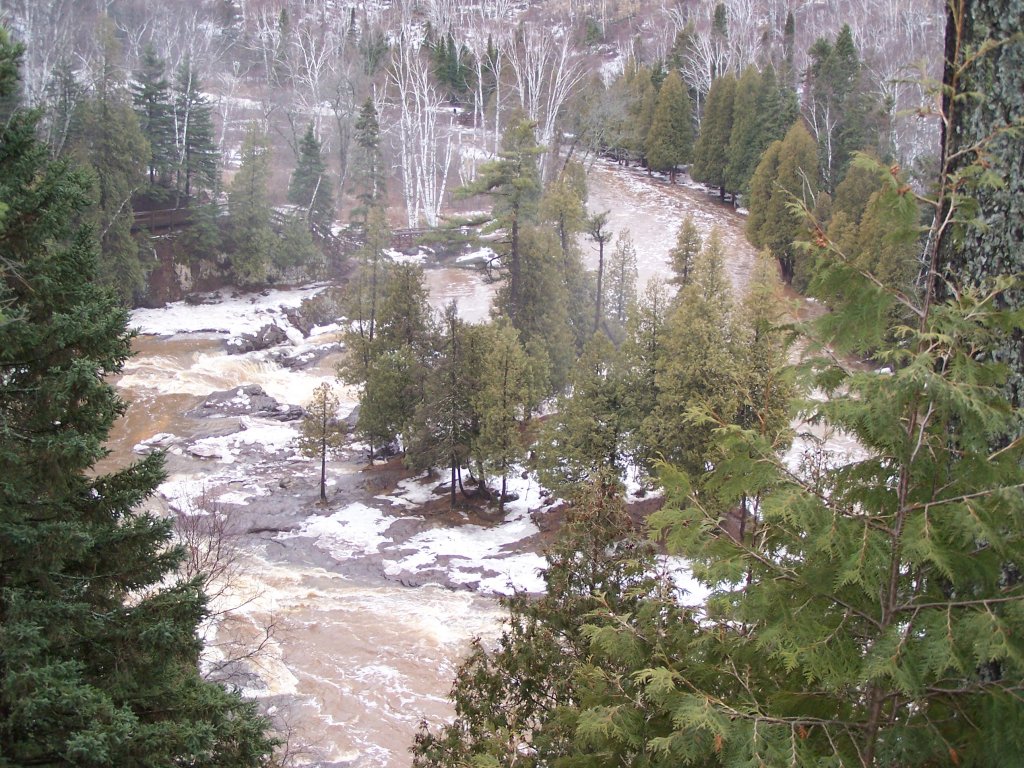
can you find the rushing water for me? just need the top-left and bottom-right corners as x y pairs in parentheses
(104, 162), (789, 766)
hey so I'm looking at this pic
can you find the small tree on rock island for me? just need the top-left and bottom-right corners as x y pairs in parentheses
(299, 383), (345, 503)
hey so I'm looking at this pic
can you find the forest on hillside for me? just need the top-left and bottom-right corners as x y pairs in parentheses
(2, 0), (1023, 765)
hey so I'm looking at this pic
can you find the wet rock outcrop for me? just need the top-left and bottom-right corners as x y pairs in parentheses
(188, 385), (304, 421)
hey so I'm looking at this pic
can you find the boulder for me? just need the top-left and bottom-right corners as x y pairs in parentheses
(227, 323), (289, 354)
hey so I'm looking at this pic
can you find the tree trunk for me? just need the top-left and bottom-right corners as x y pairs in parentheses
(320, 435), (328, 503)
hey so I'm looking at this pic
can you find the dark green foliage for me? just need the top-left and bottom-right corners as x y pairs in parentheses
(131, 45), (176, 188)
(691, 73), (736, 199)
(412, 478), (680, 767)
(288, 123), (335, 230)
(227, 123), (274, 286)
(70, 30), (149, 304)
(0, 32), (275, 764)
(645, 70), (693, 183)
(537, 334), (629, 495)
(804, 24), (875, 193)
(432, 33), (475, 100)
(725, 66), (796, 200)
(350, 98), (385, 223)
(746, 120), (819, 286)
(464, 117), (543, 324)
(173, 58), (218, 201)
(406, 303), (486, 508)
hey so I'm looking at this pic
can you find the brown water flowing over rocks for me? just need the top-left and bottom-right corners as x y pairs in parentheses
(103, 163), (860, 766)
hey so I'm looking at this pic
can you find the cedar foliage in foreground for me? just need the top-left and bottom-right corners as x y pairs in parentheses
(0, 32), (275, 766)
(413, 4), (1024, 765)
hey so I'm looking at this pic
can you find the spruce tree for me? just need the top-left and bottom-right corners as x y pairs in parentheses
(604, 228), (638, 329)
(173, 58), (218, 202)
(350, 97), (385, 225)
(131, 44), (176, 189)
(0, 32), (274, 764)
(644, 70), (693, 183)
(288, 123), (335, 231)
(227, 122), (275, 286)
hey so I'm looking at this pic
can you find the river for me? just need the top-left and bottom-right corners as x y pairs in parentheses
(105, 161), (768, 766)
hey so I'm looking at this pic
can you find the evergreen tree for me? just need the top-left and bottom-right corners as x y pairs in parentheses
(464, 118), (543, 325)
(473, 320), (542, 513)
(352, 262), (433, 461)
(644, 70), (693, 183)
(691, 72), (736, 199)
(668, 213), (703, 287)
(407, 303), (486, 509)
(604, 228), (638, 329)
(804, 24), (872, 193)
(620, 279), (671, 471)
(288, 123), (335, 231)
(412, 477), (682, 767)
(299, 383), (345, 503)
(537, 333), (628, 495)
(0, 32), (275, 764)
(350, 98), (385, 225)
(227, 122), (274, 286)
(131, 44), (176, 189)
(746, 120), (819, 286)
(70, 28), (149, 304)
(644, 228), (739, 476)
(723, 66), (763, 198)
(173, 58), (218, 202)
(586, 210), (613, 335)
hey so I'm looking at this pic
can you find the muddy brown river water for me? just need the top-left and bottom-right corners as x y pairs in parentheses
(105, 162), (772, 766)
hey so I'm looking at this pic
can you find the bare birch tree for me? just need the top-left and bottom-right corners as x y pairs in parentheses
(507, 22), (586, 179)
(388, 34), (455, 227)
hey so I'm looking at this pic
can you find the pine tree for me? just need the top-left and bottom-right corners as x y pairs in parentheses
(131, 44), (176, 189)
(173, 58), (218, 202)
(464, 118), (543, 325)
(691, 72), (736, 199)
(299, 383), (345, 503)
(227, 122), (275, 286)
(0, 32), (275, 764)
(644, 70), (693, 183)
(288, 123), (335, 231)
